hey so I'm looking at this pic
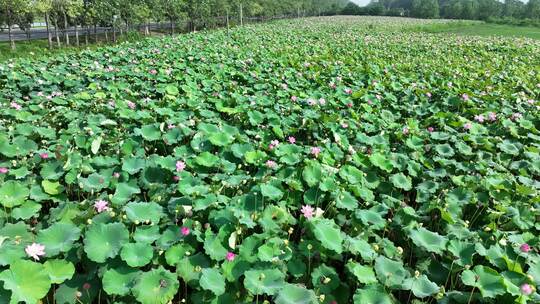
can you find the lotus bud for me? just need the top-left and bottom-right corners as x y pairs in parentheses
(373, 244), (379, 251)
(284, 240), (289, 246)
(87, 219), (92, 225)
(260, 273), (266, 280)
(76, 291), (82, 298)
(483, 226), (491, 232)
(415, 270), (420, 278)
(288, 227), (294, 234)
(499, 238), (507, 246)
(528, 274), (534, 281)
(397, 246), (403, 255)
(135, 220), (140, 225)
(122, 215), (127, 219)
(186, 251), (191, 256)
(159, 250), (164, 255)
(464, 264), (471, 270)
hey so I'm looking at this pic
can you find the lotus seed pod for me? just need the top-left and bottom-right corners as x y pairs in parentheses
(307, 244), (313, 250)
(260, 273), (266, 279)
(135, 220), (140, 225)
(397, 246), (404, 255)
(159, 250), (164, 255)
(109, 211), (116, 217)
(415, 270), (420, 278)
(122, 215), (127, 219)
(499, 238), (507, 246)
(484, 226), (491, 232)
(195, 266), (202, 272)
(87, 219), (92, 224)
(319, 295), (325, 302)
(323, 277), (331, 284)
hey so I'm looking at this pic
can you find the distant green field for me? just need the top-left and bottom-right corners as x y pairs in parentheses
(417, 22), (540, 39)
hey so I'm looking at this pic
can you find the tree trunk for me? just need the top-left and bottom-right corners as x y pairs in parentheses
(105, 29), (108, 42)
(54, 18), (61, 47)
(94, 24), (97, 42)
(85, 26), (89, 45)
(45, 13), (52, 49)
(112, 23), (116, 42)
(63, 10), (69, 45)
(240, 3), (244, 26)
(170, 18), (175, 34)
(226, 10), (230, 31)
(75, 24), (79, 46)
(8, 24), (15, 50)
(144, 22), (149, 35)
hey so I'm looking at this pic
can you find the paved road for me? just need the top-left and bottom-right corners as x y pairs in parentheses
(0, 23), (174, 42)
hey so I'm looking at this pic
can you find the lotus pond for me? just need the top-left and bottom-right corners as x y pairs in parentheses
(0, 16), (539, 304)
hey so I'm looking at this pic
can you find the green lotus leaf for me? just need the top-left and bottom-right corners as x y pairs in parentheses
(260, 183), (284, 201)
(102, 266), (140, 296)
(134, 225), (161, 244)
(435, 144), (455, 158)
(369, 153), (393, 173)
(40, 161), (64, 180)
(122, 157), (146, 175)
(195, 151), (220, 167)
(91, 136), (102, 154)
(347, 262), (378, 284)
(0, 181), (29, 208)
(403, 274), (439, 298)
(111, 181), (141, 205)
(302, 162), (322, 187)
(355, 209), (386, 230)
(498, 140), (520, 155)
(244, 268), (285, 296)
(11, 201), (41, 220)
(200, 268), (226, 296)
(141, 124), (162, 141)
(409, 227), (448, 254)
(124, 202), (163, 224)
(275, 284), (317, 304)
(44, 259), (75, 284)
(311, 264), (339, 293)
(0, 260), (51, 304)
(461, 265), (506, 298)
(390, 173), (412, 191)
(374, 256), (410, 288)
(42, 180), (64, 195)
(335, 190), (358, 210)
(83, 222), (129, 263)
(353, 284), (394, 304)
(311, 218), (343, 254)
(133, 267), (179, 304)
(37, 222), (81, 256)
(121, 243), (154, 267)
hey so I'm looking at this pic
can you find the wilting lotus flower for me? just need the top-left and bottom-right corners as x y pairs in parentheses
(288, 136), (296, 144)
(310, 147), (321, 157)
(488, 112), (497, 121)
(463, 123), (472, 130)
(474, 114), (485, 123)
(291, 96), (298, 102)
(10, 102), (22, 110)
(402, 127), (409, 135)
(319, 98), (326, 105)
(127, 101), (136, 109)
(461, 93), (469, 101)
(344, 88), (352, 94)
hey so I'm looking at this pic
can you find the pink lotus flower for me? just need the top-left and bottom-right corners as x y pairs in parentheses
(301, 205), (314, 219)
(281, 83), (288, 90)
(426, 92), (432, 98)
(25, 243), (45, 260)
(181, 227), (190, 236)
(39, 153), (49, 159)
(511, 113), (522, 121)
(310, 147), (321, 157)
(127, 101), (136, 109)
(173, 176), (180, 181)
(376, 94), (382, 100)
(288, 136), (296, 144)
(10, 102), (22, 111)
(291, 96), (298, 102)
(113, 172), (120, 178)
(341, 123), (348, 129)
(464, 123), (472, 130)
(94, 199), (110, 213)
(427, 127), (434, 132)
(319, 98), (326, 105)
(488, 112), (497, 121)
(176, 161), (186, 172)
(521, 283), (533, 295)
(266, 160), (277, 169)
(0, 167), (8, 174)
(347, 102), (353, 108)
(461, 93), (469, 101)
(269, 140), (279, 150)
(344, 88), (352, 94)
(329, 82), (336, 89)
(83, 283), (91, 290)
(520, 243), (531, 253)
(149, 69), (157, 75)
(527, 99), (535, 105)
(226, 252), (236, 261)
(168, 124), (176, 129)
(474, 114), (485, 123)
(402, 127), (409, 135)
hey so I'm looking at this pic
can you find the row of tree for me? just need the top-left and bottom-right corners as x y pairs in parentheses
(342, 0), (540, 20)
(0, 0), (348, 50)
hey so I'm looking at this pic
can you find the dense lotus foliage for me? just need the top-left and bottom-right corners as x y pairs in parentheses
(0, 16), (540, 304)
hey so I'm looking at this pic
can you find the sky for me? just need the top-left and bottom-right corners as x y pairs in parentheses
(350, 0), (372, 7)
